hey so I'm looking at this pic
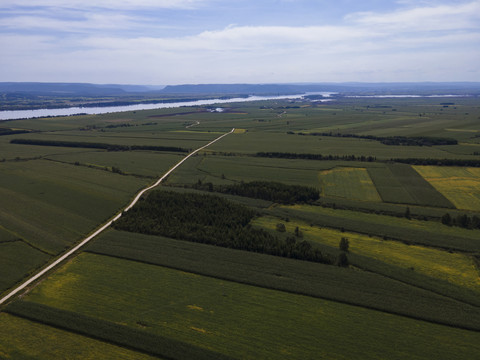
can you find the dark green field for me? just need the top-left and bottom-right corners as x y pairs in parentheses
(1, 96), (480, 359)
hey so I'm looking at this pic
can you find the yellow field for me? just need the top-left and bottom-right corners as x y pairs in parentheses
(413, 166), (480, 211)
(253, 216), (480, 292)
(319, 167), (382, 202)
(233, 128), (247, 134)
(0, 313), (158, 360)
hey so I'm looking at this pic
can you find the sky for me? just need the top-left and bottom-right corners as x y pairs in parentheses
(0, 0), (479, 85)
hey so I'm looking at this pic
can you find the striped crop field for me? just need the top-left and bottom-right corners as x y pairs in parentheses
(413, 166), (480, 211)
(253, 216), (480, 292)
(0, 313), (159, 360)
(17, 252), (480, 360)
(368, 164), (454, 208)
(319, 167), (382, 201)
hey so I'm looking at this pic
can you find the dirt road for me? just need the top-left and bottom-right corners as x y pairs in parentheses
(0, 128), (234, 305)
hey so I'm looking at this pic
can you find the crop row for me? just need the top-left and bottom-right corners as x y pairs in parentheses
(87, 230), (480, 331)
(269, 206), (480, 252)
(5, 300), (235, 360)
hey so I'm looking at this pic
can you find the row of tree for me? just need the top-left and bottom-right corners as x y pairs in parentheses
(114, 191), (332, 264)
(255, 152), (377, 162)
(294, 132), (458, 146)
(392, 158), (480, 167)
(10, 138), (188, 153)
(0, 128), (30, 136)
(441, 213), (480, 229)
(254, 151), (480, 168)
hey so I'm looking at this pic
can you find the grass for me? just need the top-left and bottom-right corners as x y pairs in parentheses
(253, 216), (480, 292)
(413, 166), (480, 211)
(19, 252), (480, 360)
(0, 313), (160, 360)
(319, 166), (382, 201)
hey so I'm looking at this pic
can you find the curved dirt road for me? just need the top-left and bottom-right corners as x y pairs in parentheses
(0, 128), (234, 305)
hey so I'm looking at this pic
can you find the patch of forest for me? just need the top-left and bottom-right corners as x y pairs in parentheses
(191, 180), (320, 204)
(113, 191), (331, 264)
(10, 138), (188, 153)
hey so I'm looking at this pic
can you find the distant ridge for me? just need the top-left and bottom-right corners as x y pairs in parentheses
(0, 82), (165, 96)
(160, 82), (480, 95)
(1, 82), (479, 96)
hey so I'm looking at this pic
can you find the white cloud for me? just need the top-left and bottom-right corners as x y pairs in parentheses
(347, 1), (480, 31)
(0, 0), (208, 10)
(1, 0), (479, 83)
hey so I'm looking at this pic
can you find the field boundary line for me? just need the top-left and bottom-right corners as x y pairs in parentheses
(0, 128), (234, 306)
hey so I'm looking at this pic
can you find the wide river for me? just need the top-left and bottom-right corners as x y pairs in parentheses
(0, 93), (333, 121)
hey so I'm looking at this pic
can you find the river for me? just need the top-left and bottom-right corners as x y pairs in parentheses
(0, 93), (333, 121)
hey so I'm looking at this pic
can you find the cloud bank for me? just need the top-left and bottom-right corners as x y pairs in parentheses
(0, 0), (478, 84)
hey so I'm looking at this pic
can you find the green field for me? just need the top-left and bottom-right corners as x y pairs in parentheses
(17, 252), (480, 360)
(319, 166), (382, 201)
(270, 204), (480, 252)
(0, 313), (159, 360)
(2, 97), (480, 359)
(414, 166), (480, 211)
(0, 158), (149, 294)
(253, 216), (480, 292)
(367, 164), (454, 207)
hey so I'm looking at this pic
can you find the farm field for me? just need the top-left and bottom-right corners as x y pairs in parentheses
(0, 313), (159, 360)
(1, 96), (480, 359)
(272, 204), (480, 251)
(12, 252), (480, 360)
(319, 166), (381, 201)
(253, 216), (480, 292)
(414, 166), (480, 211)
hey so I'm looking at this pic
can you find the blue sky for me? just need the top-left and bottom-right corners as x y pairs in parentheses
(0, 0), (479, 85)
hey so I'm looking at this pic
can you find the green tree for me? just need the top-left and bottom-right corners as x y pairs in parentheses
(339, 237), (349, 252)
(405, 207), (411, 220)
(276, 223), (286, 232)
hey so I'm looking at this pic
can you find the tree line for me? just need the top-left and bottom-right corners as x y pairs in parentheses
(254, 151), (480, 167)
(10, 138), (188, 153)
(114, 191), (332, 264)
(441, 213), (480, 229)
(294, 132), (458, 146)
(392, 158), (480, 167)
(255, 152), (376, 162)
(0, 128), (30, 136)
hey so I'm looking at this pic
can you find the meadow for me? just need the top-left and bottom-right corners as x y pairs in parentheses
(1, 96), (480, 359)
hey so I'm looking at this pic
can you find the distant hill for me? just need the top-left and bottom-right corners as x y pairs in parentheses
(0, 83), (165, 96)
(160, 82), (480, 95)
(1, 82), (479, 97)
